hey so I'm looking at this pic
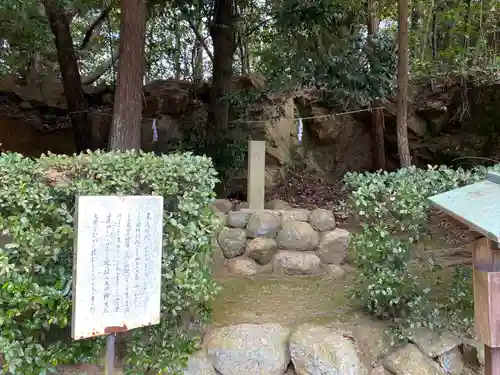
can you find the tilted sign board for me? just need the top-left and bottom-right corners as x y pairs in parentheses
(72, 195), (164, 340)
(429, 171), (500, 375)
(428, 171), (500, 242)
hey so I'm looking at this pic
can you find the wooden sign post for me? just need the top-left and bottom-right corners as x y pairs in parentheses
(247, 140), (266, 209)
(72, 195), (164, 374)
(429, 171), (500, 375)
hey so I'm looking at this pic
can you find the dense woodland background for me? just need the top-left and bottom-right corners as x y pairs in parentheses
(1, 0), (500, 190)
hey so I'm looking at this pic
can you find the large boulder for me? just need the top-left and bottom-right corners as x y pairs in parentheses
(246, 211), (281, 238)
(383, 344), (445, 375)
(245, 237), (278, 265)
(316, 229), (350, 264)
(273, 251), (322, 275)
(409, 328), (464, 374)
(276, 221), (319, 251)
(226, 257), (261, 276)
(212, 199), (234, 213)
(183, 349), (217, 375)
(205, 323), (291, 375)
(290, 323), (369, 375)
(265, 199), (291, 210)
(227, 210), (252, 228)
(309, 209), (336, 232)
(217, 228), (247, 258)
(281, 209), (310, 223)
(351, 322), (392, 368)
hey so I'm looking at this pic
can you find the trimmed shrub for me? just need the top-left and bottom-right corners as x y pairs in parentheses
(344, 164), (499, 331)
(0, 150), (220, 374)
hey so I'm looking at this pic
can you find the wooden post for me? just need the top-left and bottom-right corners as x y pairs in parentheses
(472, 237), (500, 375)
(247, 140), (265, 209)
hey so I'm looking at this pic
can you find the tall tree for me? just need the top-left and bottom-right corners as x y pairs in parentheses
(109, 0), (147, 151)
(41, 0), (92, 152)
(396, 0), (412, 167)
(208, 0), (235, 134)
(367, 0), (386, 171)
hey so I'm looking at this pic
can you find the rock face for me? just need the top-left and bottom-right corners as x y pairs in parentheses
(0, 75), (402, 191)
(289, 323), (369, 375)
(205, 323), (291, 375)
(303, 110), (373, 177)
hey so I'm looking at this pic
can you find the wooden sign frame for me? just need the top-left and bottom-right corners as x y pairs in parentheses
(429, 171), (500, 375)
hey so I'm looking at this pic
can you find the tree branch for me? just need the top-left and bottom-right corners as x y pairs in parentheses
(81, 48), (120, 85)
(180, 10), (214, 61)
(79, 7), (111, 50)
(234, 17), (273, 48)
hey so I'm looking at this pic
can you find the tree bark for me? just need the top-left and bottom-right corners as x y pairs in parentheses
(194, 40), (204, 81)
(109, 0), (147, 151)
(79, 7), (111, 50)
(42, 0), (92, 152)
(397, 0), (412, 167)
(367, 0), (386, 171)
(208, 0), (235, 135)
(174, 13), (182, 80)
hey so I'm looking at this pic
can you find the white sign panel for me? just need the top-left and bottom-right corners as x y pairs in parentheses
(71, 195), (164, 340)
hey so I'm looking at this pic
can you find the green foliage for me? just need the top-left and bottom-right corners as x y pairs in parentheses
(258, 0), (397, 108)
(0, 150), (220, 375)
(344, 164), (499, 331)
(444, 266), (474, 331)
(193, 128), (248, 191)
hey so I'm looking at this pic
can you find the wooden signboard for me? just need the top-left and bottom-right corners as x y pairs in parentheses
(429, 171), (500, 375)
(72, 195), (164, 373)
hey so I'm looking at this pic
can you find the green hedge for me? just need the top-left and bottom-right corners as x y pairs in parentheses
(0, 151), (220, 374)
(344, 164), (500, 333)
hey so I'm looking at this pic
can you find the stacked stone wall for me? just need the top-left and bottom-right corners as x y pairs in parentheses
(211, 199), (350, 277)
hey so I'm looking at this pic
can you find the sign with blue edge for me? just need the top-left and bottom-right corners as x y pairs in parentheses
(428, 171), (500, 243)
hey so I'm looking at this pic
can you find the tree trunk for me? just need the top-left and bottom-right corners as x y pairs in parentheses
(174, 13), (182, 80)
(431, 12), (437, 58)
(109, 0), (147, 151)
(208, 0), (235, 135)
(367, 0), (386, 171)
(194, 41), (204, 81)
(42, 0), (92, 152)
(192, 0), (204, 83)
(239, 34), (248, 74)
(397, 0), (412, 167)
